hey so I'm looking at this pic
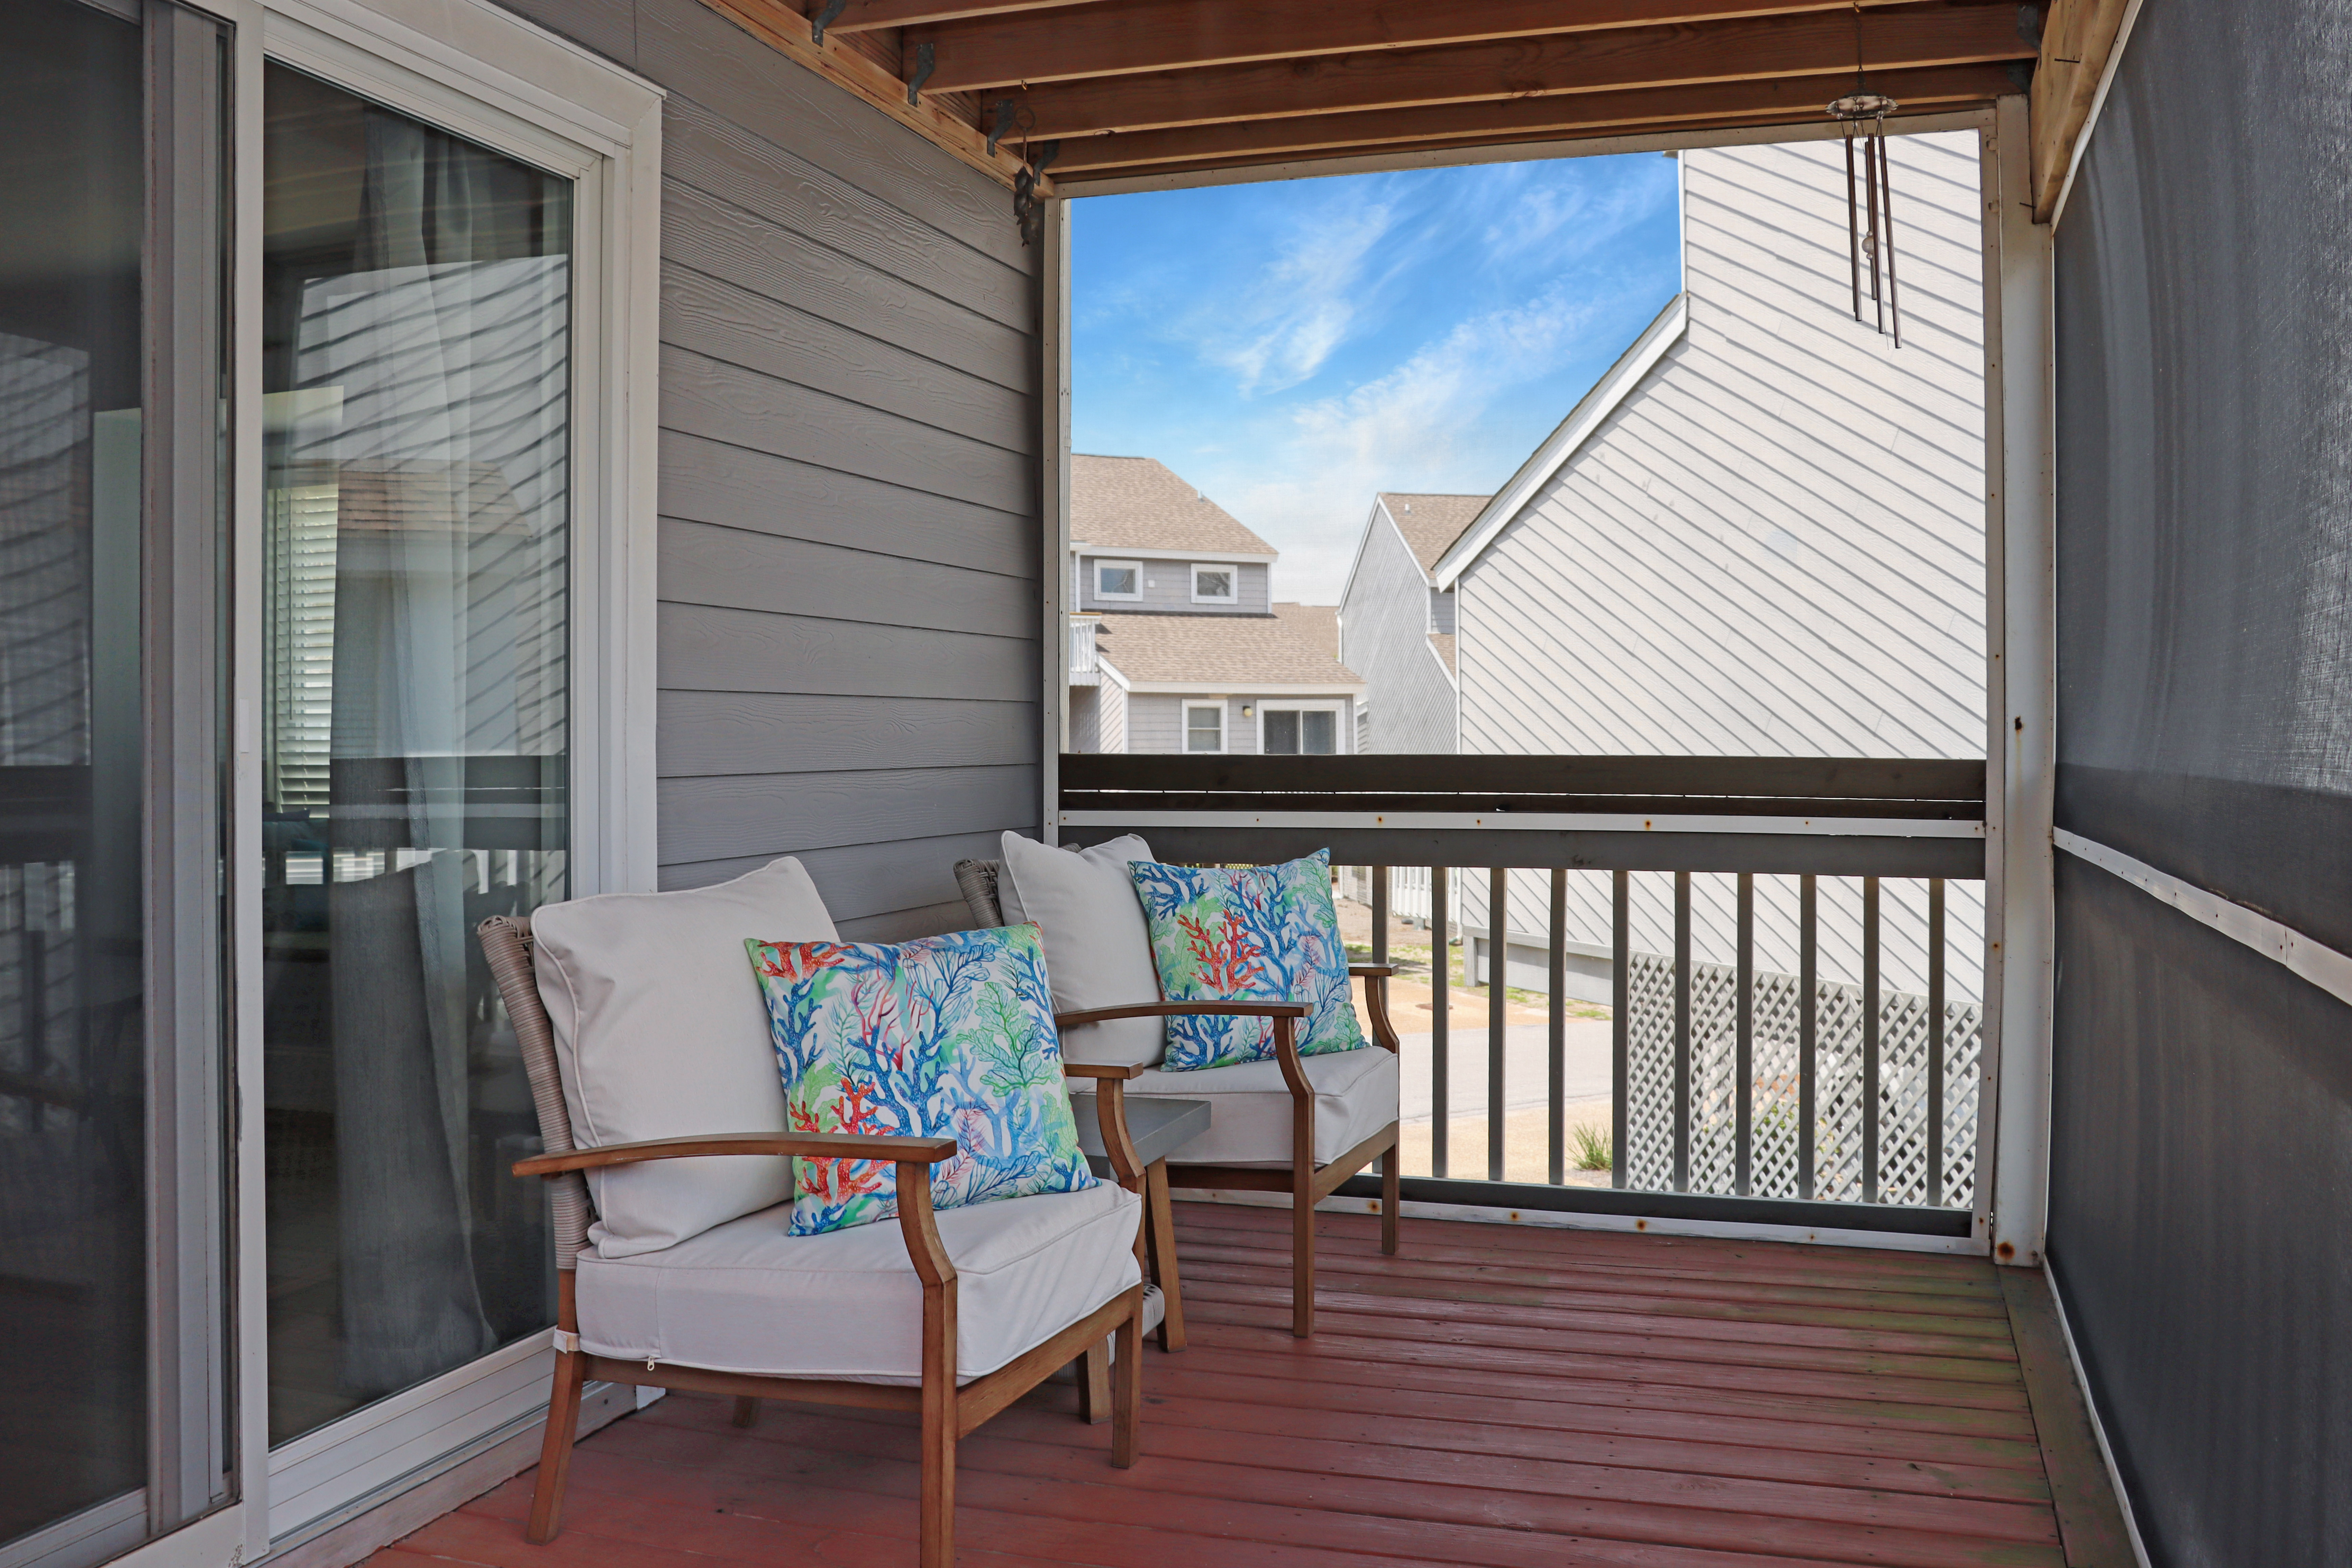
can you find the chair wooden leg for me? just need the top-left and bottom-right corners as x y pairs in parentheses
(1144, 1160), (1187, 1352)
(918, 1285), (957, 1568)
(525, 1346), (588, 1544)
(730, 1396), (761, 1428)
(1381, 1135), (1401, 1256)
(1292, 1163), (1316, 1338)
(1110, 1293), (1142, 1468)
(1077, 1337), (1112, 1424)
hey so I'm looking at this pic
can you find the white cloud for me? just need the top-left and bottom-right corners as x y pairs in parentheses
(1166, 191), (1413, 396)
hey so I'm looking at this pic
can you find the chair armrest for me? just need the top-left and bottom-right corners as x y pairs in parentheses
(1055, 1000), (1308, 1028)
(1061, 1061), (1146, 1081)
(512, 1130), (958, 1178)
(1349, 963), (1398, 979)
(1349, 963), (1403, 1055)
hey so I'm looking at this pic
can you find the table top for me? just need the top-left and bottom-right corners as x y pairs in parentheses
(1070, 1093), (1210, 1171)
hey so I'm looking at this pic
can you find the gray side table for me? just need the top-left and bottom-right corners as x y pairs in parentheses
(1072, 1094), (1209, 1352)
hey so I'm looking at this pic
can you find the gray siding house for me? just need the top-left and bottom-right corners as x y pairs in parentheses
(1067, 457), (1359, 753)
(1335, 492), (1484, 753)
(1434, 132), (1990, 1001)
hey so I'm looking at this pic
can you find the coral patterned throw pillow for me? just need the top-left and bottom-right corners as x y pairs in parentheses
(745, 924), (1096, 1235)
(1128, 849), (1368, 1072)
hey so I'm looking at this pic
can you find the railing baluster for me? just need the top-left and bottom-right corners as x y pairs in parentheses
(1862, 875), (1881, 1205)
(1735, 872), (1754, 1198)
(1611, 869), (1629, 1192)
(1489, 866), (1509, 1181)
(1673, 871), (1692, 1194)
(1928, 876), (1946, 1209)
(1371, 864), (1389, 966)
(1798, 874), (1817, 1200)
(1431, 864), (1449, 1180)
(1548, 867), (1567, 1187)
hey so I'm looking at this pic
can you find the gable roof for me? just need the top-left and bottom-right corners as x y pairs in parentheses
(1434, 293), (1689, 588)
(1093, 612), (1359, 689)
(1071, 455), (1276, 557)
(1272, 601), (1340, 659)
(1376, 493), (1487, 577)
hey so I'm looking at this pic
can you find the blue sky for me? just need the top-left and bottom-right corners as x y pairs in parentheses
(1070, 152), (1686, 603)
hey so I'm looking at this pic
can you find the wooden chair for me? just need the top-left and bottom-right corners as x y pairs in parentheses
(481, 915), (1302, 1568)
(957, 858), (1405, 1338)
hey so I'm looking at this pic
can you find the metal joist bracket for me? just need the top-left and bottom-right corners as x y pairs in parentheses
(906, 40), (935, 105)
(988, 96), (1019, 156)
(808, 0), (848, 44)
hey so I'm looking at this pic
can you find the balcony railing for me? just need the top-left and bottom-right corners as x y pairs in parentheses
(1067, 614), (1100, 685)
(1057, 752), (1990, 1240)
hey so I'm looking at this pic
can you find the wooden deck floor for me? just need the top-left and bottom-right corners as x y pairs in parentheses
(376, 1203), (2091, 1567)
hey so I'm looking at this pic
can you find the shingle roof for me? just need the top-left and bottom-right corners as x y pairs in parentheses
(1272, 602), (1340, 660)
(1073, 456), (1276, 555)
(1095, 612), (1359, 688)
(1428, 631), (1457, 675)
(1379, 492), (1488, 577)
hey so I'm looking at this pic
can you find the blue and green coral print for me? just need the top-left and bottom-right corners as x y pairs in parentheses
(745, 923), (1095, 1236)
(1128, 849), (1368, 1072)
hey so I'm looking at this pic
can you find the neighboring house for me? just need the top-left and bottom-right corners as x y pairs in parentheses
(1336, 492), (1486, 753)
(1068, 456), (1360, 753)
(1433, 132), (1989, 1001)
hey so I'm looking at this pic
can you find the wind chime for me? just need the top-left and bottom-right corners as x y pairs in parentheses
(1828, 3), (1901, 346)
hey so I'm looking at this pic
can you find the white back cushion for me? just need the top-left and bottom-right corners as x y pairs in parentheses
(998, 832), (1165, 1067)
(531, 858), (837, 1257)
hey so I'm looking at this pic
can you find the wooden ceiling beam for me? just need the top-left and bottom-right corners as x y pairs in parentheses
(2028, 0), (2132, 220)
(1011, 2), (2033, 140)
(825, 0), (1088, 33)
(917, 0), (1926, 96)
(1049, 62), (2016, 177)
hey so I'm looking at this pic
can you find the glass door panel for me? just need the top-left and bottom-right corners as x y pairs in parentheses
(259, 62), (573, 1447)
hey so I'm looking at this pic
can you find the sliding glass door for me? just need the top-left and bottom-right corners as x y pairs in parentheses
(0, 2), (230, 1565)
(258, 62), (573, 1449)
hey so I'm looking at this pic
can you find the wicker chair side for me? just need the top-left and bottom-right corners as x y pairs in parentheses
(478, 914), (592, 1269)
(953, 858), (1006, 929)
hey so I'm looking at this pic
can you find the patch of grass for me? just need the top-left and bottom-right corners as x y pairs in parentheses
(1570, 1123), (1614, 1173)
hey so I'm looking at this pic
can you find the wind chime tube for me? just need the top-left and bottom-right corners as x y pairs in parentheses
(1844, 125), (1863, 324)
(1877, 113), (1902, 348)
(1862, 127), (1886, 336)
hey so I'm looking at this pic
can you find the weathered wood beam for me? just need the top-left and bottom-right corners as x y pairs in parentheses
(827, 0), (1090, 33)
(1011, 2), (2035, 140)
(695, 0), (1041, 191)
(2028, 0), (2132, 220)
(918, 0), (1924, 96)
(1050, 63), (2014, 177)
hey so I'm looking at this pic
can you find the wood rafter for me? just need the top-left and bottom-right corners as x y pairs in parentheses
(827, 0), (1086, 31)
(1006, 3), (2034, 141)
(916, 0), (1930, 96)
(1051, 63), (2017, 180)
(2028, 0), (2132, 219)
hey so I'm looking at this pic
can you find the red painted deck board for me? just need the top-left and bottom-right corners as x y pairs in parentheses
(374, 1206), (2073, 1568)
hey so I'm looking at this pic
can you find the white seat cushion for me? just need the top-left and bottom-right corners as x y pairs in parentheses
(575, 1183), (1143, 1385)
(996, 832), (1165, 1068)
(530, 858), (838, 1257)
(1127, 1046), (1398, 1167)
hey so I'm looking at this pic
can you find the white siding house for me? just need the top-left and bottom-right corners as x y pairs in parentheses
(1436, 132), (1989, 1005)
(1336, 492), (1484, 753)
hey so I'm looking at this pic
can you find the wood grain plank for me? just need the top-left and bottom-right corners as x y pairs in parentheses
(658, 602), (1034, 702)
(1999, 1268), (2137, 1567)
(657, 763), (1035, 864)
(661, 345), (1030, 512)
(658, 428), (1032, 579)
(2029, 0), (2133, 220)
(664, 267), (1032, 453)
(660, 518), (1034, 638)
(658, 691), (1036, 777)
(664, 97), (1032, 334)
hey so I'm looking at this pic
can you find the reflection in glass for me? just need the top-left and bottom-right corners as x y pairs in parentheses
(0, 0), (149, 1546)
(261, 63), (572, 1445)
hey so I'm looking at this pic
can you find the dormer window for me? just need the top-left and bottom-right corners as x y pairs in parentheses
(1094, 559), (1142, 600)
(1191, 563), (1237, 604)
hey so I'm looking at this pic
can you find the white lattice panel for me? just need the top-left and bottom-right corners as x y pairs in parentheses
(1748, 970), (1806, 1198)
(1689, 960), (1740, 1194)
(1623, 951), (1677, 1192)
(1876, 992), (1935, 1206)
(1942, 1003), (1985, 1209)
(1812, 981), (1866, 1202)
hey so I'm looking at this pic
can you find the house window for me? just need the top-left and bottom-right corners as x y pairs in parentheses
(1191, 563), (1237, 604)
(1184, 701), (1226, 752)
(1261, 704), (1342, 754)
(1095, 559), (1142, 599)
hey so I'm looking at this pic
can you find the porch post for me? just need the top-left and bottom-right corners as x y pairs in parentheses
(1039, 195), (1072, 837)
(1986, 93), (2057, 1268)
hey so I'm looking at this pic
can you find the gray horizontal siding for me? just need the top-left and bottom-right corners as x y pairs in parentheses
(1077, 557), (1270, 614)
(494, 0), (1042, 936)
(1340, 504), (1457, 753)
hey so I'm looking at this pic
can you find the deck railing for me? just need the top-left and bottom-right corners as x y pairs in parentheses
(1057, 752), (1990, 1239)
(1067, 614), (1100, 685)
